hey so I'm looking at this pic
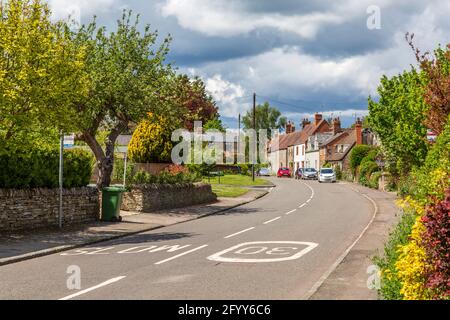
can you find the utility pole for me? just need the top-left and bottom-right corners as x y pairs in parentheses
(59, 130), (63, 229)
(252, 93), (256, 182)
(237, 114), (241, 166)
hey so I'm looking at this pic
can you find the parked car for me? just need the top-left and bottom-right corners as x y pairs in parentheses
(318, 168), (337, 183)
(257, 168), (271, 176)
(295, 168), (303, 180)
(277, 167), (291, 178)
(302, 168), (317, 180)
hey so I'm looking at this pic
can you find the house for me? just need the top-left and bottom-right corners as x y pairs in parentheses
(305, 131), (333, 170)
(268, 114), (330, 173)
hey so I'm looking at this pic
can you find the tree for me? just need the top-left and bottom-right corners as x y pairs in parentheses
(406, 33), (450, 135)
(368, 69), (429, 175)
(171, 74), (218, 130)
(242, 102), (287, 138)
(71, 11), (173, 189)
(0, 0), (86, 147)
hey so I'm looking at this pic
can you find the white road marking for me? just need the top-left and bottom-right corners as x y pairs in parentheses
(306, 199), (311, 203)
(263, 216), (282, 224)
(299, 203), (307, 208)
(224, 227), (255, 239)
(285, 209), (297, 215)
(154, 245), (208, 265)
(59, 276), (126, 300)
(303, 188), (379, 300)
(207, 241), (318, 263)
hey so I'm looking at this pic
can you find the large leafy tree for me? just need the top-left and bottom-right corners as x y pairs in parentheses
(242, 102), (287, 139)
(368, 69), (429, 175)
(71, 11), (174, 188)
(171, 74), (218, 130)
(0, 0), (86, 147)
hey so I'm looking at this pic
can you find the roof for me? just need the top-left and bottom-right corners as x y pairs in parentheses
(268, 120), (330, 152)
(325, 129), (357, 161)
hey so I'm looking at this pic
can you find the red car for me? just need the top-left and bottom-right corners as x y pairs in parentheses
(277, 167), (291, 178)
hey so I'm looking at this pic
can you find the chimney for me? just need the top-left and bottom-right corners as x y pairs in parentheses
(332, 117), (342, 135)
(355, 118), (363, 145)
(286, 121), (292, 134)
(301, 118), (311, 130)
(314, 113), (323, 126)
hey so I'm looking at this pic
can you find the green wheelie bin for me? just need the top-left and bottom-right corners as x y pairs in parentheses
(101, 186), (125, 222)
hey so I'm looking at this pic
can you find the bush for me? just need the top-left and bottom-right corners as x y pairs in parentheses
(350, 145), (373, 174)
(0, 147), (93, 189)
(421, 189), (450, 299)
(112, 157), (135, 184)
(335, 165), (343, 180)
(369, 171), (382, 189)
(128, 169), (201, 186)
(128, 113), (176, 163)
(373, 210), (418, 300)
(359, 160), (379, 186)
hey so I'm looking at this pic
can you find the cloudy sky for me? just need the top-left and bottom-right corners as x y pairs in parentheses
(49, 0), (450, 129)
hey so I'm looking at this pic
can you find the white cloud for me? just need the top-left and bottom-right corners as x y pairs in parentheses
(49, 0), (121, 22)
(204, 74), (248, 117)
(161, 0), (343, 38)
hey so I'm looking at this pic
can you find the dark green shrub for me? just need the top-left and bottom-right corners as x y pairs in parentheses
(350, 145), (373, 174)
(369, 172), (382, 189)
(0, 147), (93, 189)
(359, 160), (379, 186)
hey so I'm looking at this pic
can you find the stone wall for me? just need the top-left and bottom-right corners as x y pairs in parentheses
(0, 187), (99, 232)
(121, 183), (217, 213)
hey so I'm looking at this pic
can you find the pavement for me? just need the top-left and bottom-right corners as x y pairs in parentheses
(0, 178), (399, 300)
(0, 189), (270, 266)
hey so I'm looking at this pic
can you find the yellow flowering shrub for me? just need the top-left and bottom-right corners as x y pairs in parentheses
(395, 217), (432, 300)
(128, 113), (176, 163)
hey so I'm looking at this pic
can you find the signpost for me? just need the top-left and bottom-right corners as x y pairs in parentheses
(59, 133), (75, 228)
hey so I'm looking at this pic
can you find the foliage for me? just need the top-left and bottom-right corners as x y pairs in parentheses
(368, 68), (429, 174)
(170, 74), (218, 130)
(203, 118), (226, 132)
(69, 10), (173, 188)
(395, 217), (432, 300)
(369, 172), (382, 189)
(421, 189), (450, 299)
(358, 158), (379, 186)
(334, 165), (343, 180)
(0, 0), (86, 147)
(349, 145), (373, 175)
(128, 113), (177, 163)
(202, 174), (271, 186)
(0, 147), (93, 189)
(111, 157), (135, 184)
(407, 34), (450, 135)
(128, 169), (200, 186)
(242, 102), (287, 139)
(374, 210), (418, 300)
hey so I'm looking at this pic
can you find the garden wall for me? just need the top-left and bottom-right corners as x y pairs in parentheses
(121, 183), (217, 213)
(0, 187), (99, 232)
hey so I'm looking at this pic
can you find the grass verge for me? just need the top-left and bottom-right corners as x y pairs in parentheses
(211, 185), (249, 198)
(203, 174), (271, 186)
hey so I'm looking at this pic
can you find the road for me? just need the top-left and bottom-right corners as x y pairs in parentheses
(0, 178), (375, 300)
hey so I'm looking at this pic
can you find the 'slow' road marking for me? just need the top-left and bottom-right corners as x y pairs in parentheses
(285, 209), (297, 215)
(59, 276), (126, 300)
(154, 245), (208, 265)
(264, 216), (281, 224)
(224, 227), (255, 239)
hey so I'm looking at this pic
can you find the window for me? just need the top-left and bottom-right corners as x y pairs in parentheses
(296, 146), (299, 156)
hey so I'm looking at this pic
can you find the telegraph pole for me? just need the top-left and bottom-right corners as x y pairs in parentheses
(252, 93), (256, 182)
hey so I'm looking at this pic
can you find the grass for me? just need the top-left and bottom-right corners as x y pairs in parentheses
(211, 185), (249, 198)
(203, 174), (271, 186)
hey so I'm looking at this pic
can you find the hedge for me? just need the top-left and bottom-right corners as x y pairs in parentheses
(0, 147), (93, 189)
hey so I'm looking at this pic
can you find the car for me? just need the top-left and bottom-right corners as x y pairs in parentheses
(277, 167), (291, 178)
(318, 168), (337, 183)
(295, 168), (303, 180)
(257, 168), (271, 176)
(302, 168), (318, 180)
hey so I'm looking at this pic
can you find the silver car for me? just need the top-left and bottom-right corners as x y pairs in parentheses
(257, 168), (271, 176)
(318, 168), (337, 183)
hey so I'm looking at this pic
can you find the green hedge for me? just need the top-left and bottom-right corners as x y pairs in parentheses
(0, 147), (93, 189)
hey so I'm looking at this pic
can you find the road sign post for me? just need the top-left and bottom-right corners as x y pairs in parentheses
(59, 131), (64, 229)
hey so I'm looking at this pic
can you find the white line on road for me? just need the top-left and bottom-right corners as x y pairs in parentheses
(154, 245), (208, 265)
(59, 276), (126, 300)
(224, 227), (255, 239)
(263, 216), (282, 224)
(285, 209), (297, 215)
(299, 203), (307, 208)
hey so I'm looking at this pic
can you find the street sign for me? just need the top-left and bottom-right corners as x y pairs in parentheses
(427, 129), (437, 143)
(63, 134), (75, 148)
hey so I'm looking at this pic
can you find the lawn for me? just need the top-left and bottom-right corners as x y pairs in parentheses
(211, 185), (249, 198)
(203, 174), (271, 186)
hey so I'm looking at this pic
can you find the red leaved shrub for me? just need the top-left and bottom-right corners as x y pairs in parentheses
(165, 164), (189, 175)
(421, 188), (450, 299)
